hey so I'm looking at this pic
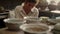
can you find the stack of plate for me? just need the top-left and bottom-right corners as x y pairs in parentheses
(20, 24), (50, 34)
(52, 23), (60, 34)
(4, 18), (26, 31)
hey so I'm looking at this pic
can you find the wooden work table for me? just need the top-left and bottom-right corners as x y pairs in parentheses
(0, 28), (53, 34)
(0, 28), (24, 34)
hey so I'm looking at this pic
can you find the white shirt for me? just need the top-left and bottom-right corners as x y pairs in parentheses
(14, 5), (39, 19)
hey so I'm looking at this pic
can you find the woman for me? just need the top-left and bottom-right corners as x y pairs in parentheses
(36, 0), (48, 10)
(36, 0), (50, 17)
(48, 1), (57, 11)
(57, 2), (60, 10)
(14, 0), (39, 19)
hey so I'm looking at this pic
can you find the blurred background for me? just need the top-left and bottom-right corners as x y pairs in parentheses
(0, 0), (24, 10)
(0, 0), (59, 10)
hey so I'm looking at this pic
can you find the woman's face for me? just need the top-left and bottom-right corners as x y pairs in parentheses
(24, 2), (35, 9)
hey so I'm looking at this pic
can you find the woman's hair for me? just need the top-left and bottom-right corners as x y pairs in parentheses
(25, 0), (37, 3)
(22, 0), (39, 6)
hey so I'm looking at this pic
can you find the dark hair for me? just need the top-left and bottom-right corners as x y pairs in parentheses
(25, 0), (36, 3)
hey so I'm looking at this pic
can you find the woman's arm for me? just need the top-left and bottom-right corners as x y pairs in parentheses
(31, 7), (39, 17)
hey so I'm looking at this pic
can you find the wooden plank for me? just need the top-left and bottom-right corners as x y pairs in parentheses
(0, 28), (24, 34)
(0, 28), (53, 34)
